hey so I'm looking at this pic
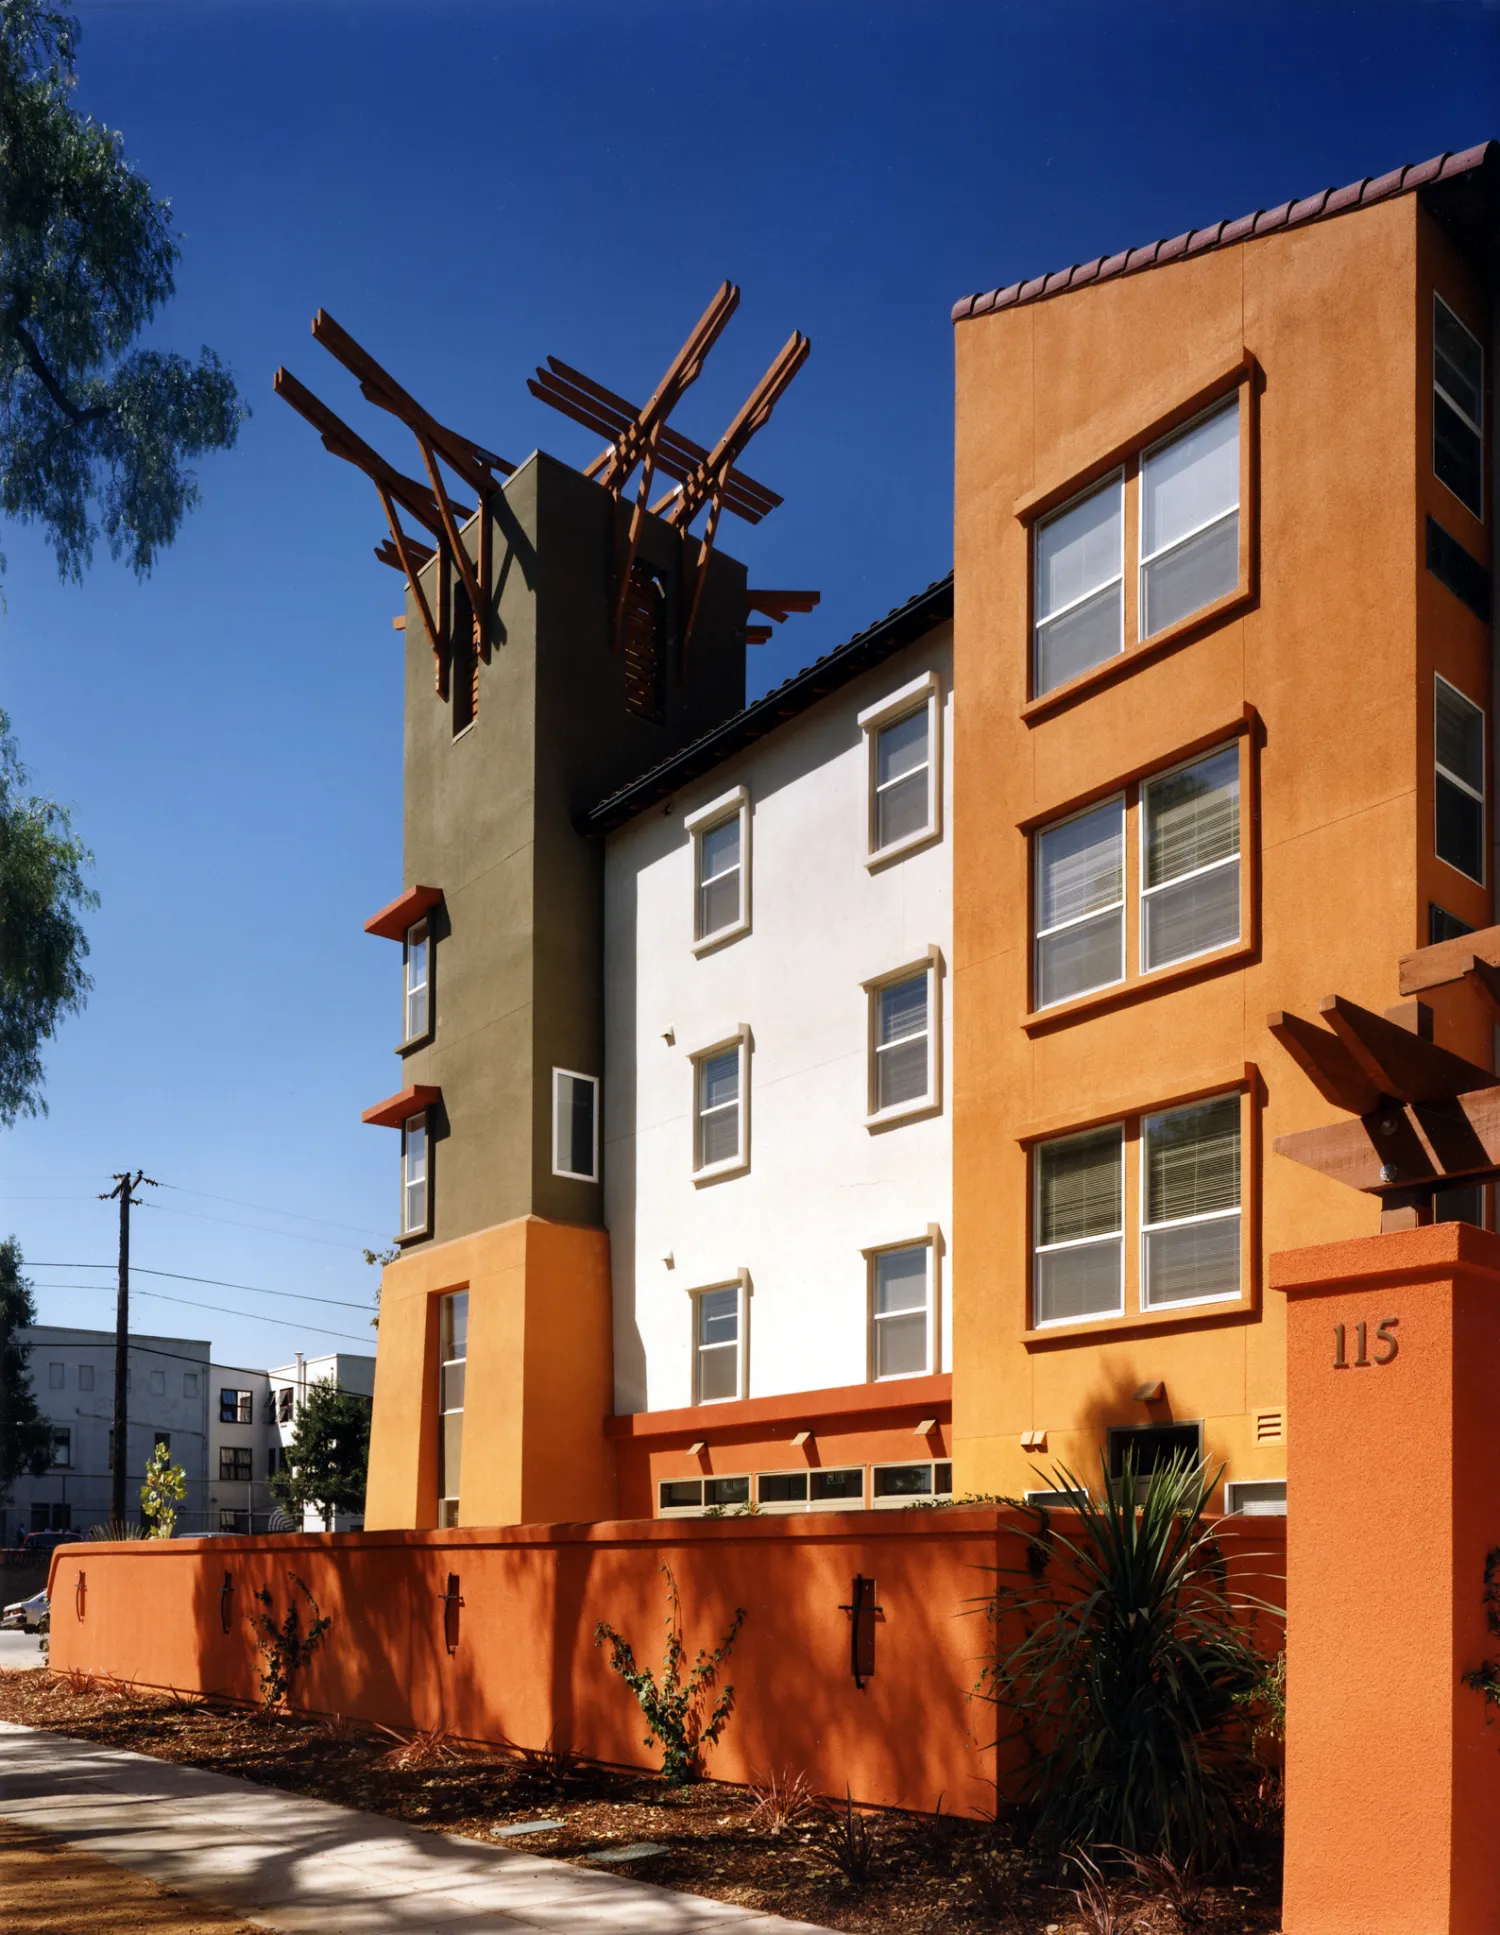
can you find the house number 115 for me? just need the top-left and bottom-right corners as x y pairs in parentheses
(1333, 1319), (1399, 1368)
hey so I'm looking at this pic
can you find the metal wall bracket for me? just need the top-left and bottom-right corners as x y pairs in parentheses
(838, 1574), (882, 1689)
(218, 1570), (234, 1634)
(74, 1568), (86, 1622)
(440, 1572), (464, 1655)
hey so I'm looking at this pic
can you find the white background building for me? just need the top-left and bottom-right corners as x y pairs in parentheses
(208, 1350), (375, 1533)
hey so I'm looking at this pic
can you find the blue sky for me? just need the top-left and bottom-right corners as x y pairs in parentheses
(2, 0), (1496, 1370)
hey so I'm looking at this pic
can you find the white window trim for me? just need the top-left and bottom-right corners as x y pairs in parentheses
(1032, 1124), (1126, 1328)
(1138, 1094), (1243, 1313)
(1034, 793), (1126, 1009)
(656, 1473), (752, 1519)
(754, 1467), (868, 1514)
(403, 919), (431, 1045)
(686, 784), (752, 956)
(863, 947), (944, 1130)
(1032, 470), (1125, 696)
(1435, 673), (1486, 886)
(551, 1066), (600, 1182)
(870, 1458), (954, 1510)
(1137, 399), (1241, 641)
(1224, 1478), (1287, 1517)
(401, 1110), (430, 1238)
(858, 669), (944, 869)
(1138, 742), (1242, 974)
(1433, 293), (1484, 520)
(862, 1226), (942, 1381)
(684, 1269), (751, 1405)
(689, 1024), (752, 1184)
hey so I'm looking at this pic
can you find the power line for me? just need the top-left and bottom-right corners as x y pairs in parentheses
(157, 1181), (387, 1239)
(34, 1281), (375, 1347)
(138, 1200), (372, 1252)
(24, 1334), (374, 1390)
(26, 1262), (376, 1313)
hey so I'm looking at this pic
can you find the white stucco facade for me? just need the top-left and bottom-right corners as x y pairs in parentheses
(604, 624), (954, 1417)
(208, 1350), (376, 1533)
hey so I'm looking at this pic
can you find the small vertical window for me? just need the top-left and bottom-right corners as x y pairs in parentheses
(694, 1285), (742, 1403)
(1435, 676), (1485, 883)
(1434, 296), (1484, 519)
(402, 1112), (429, 1235)
(47, 1362), (64, 1390)
(404, 920), (430, 1041)
(1141, 1095), (1241, 1309)
(277, 1385), (294, 1423)
(1033, 473), (1124, 695)
(1141, 745), (1241, 970)
(183, 1372), (198, 1398)
(871, 970), (932, 1114)
(1139, 401), (1240, 638)
(874, 709), (931, 851)
(51, 1429), (71, 1469)
(694, 1038), (747, 1176)
(870, 1244), (931, 1378)
(1033, 1126), (1124, 1326)
(698, 817), (742, 939)
(438, 1290), (467, 1528)
(78, 1364), (94, 1392)
(622, 561), (668, 722)
(552, 1068), (599, 1181)
(149, 1369), (166, 1397)
(1035, 798), (1125, 1007)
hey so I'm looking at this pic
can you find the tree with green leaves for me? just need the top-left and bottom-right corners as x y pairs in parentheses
(0, 1238), (56, 1519)
(0, 1), (244, 580)
(139, 1435), (185, 1539)
(0, 711), (93, 1125)
(268, 1378), (371, 1530)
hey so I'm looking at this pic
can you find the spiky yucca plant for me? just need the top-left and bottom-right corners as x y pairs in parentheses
(972, 1450), (1281, 1866)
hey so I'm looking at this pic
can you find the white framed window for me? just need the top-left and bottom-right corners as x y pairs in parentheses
(1434, 295), (1483, 519)
(438, 1290), (467, 1529)
(219, 1388), (252, 1425)
(691, 1027), (750, 1181)
(871, 1460), (953, 1508)
(1034, 796), (1124, 1007)
(1033, 472), (1123, 695)
(552, 1067), (599, 1182)
(51, 1428), (71, 1469)
(691, 1276), (746, 1404)
(858, 670), (943, 866)
(686, 785), (751, 952)
(865, 950), (941, 1125)
(1138, 400), (1240, 640)
(1224, 1479), (1286, 1517)
(1024, 1487), (1090, 1508)
(404, 919), (430, 1042)
(1435, 675), (1485, 884)
(1140, 1094), (1241, 1310)
(1140, 744), (1240, 971)
(866, 1238), (937, 1380)
(402, 1112), (429, 1235)
(657, 1474), (750, 1518)
(755, 1468), (866, 1513)
(1033, 1125), (1124, 1326)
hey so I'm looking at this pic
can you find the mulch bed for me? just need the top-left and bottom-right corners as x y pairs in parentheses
(0, 1670), (1282, 1933)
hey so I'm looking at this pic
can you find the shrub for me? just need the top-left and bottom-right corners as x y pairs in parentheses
(140, 1439), (186, 1539)
(248, 1573), (330, 1710)
(809, 1787), (878, 1884)
(746, 1766), (821, 1836)
(594, 1565), (744, 1784)
(971, 1449), (1281, 1867)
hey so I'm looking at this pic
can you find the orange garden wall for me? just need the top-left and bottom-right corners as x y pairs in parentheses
(47, 1508), (1281, 1815)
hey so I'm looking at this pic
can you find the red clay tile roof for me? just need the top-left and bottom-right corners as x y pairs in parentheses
(952, 141), (1497, 325)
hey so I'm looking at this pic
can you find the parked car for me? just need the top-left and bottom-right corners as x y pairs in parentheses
(18, 1530), (75, 1561)
(1, 1590), (48, 1632)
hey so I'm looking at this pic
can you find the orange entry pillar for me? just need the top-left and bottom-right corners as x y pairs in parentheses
(1271, 1223), (1500, 1935)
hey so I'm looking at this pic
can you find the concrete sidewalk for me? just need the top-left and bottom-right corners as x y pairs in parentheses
(0, 1722), (836, 1933)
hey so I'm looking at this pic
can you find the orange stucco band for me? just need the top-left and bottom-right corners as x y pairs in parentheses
(365, 1214), (615, 1530)
(1273, 1224), (1500, 1935)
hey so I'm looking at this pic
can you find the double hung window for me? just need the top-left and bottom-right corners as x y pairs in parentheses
(692, 1032), (749, 1179)
(404, 920), (430, 1041)
(1141, 746), (1240, 969)
(687, 787), (750, 950)
(1035, 799), (1124, 1006)
(870, 1243), (932, 1378)
(1435, 676), (1485, 884)
(860, 672), (942, 864)
(694, 1283), (743, 1403)
(1141, 1096), (1241, 1308)
(1139, 402), (1240, 639)
(1434, 296), (1484, 519)
(438, 1291), (467, 1528)
(1033, 476), (1124, 694)
(552, 1068), (599, 1182)
(402, 1113), (429, 1235)
(1033, 1127), (1124, 1326)
(866, 957), (940, 1122)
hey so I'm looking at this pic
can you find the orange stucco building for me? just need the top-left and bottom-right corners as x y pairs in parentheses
(950, 144), (1496, 1506)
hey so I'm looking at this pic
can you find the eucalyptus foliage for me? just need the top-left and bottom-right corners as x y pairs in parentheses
(0, 709), (93, 1126)
(0, 1), (244, 579)
(972, 1451), (1281, 1866)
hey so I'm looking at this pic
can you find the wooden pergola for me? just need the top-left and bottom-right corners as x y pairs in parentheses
(1272, 925), (1500, 1228)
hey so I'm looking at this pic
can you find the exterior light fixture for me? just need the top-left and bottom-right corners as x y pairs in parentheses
(1020, 1429), (1047, 1452)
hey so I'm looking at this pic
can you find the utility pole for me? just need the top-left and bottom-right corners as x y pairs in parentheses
(100, 1171), (155, 1528)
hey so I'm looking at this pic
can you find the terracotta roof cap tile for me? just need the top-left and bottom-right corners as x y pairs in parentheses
(954, 141), (1495, 324)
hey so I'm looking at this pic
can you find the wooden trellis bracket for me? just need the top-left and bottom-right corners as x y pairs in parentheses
(745, 588), (821, 645)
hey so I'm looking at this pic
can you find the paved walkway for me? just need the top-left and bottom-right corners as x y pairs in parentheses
(0, 1630), (47, 1672)
(0, 1723), (835, 1933)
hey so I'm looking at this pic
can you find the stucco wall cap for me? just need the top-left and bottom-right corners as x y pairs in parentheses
(1269, 1221), (1500, 1296)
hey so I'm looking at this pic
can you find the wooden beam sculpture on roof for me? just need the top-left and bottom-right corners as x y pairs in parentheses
(1270, 970), (1500, 1230)
(274, 312), (514, 702)
(528, 284), (816, 664)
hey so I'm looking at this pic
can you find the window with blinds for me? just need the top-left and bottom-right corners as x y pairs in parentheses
(871, 1244), (930, 1377)
(1033, 473), (1124, 696)
(874, 972), (930, 1111)
(1435, 675), (1485, 884)
(1139, 401), (1240, 639)
(1035, 797), (1125, 1006)
(1433, 296), (1484, 520)
(873, 707), (932, 852)
(694, 1041), (746, 1174)
(697, 815), (742, 939)
(1033, 1125), (1124, 1325)
(402, 1112), (428, 1234)
(695, 1285), (741, 1403)
(1141, 745), (1240, 971)
(1141, 1095), (1241, 1308)
(438, 1291), (467, 1528)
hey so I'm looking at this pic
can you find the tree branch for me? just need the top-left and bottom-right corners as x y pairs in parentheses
(3, 315), (111, 427)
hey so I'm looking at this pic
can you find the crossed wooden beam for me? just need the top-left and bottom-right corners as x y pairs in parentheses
(274, 312), (513, 700)
(530, 283), (816, 663)
(1271, 925), (1500, 1226)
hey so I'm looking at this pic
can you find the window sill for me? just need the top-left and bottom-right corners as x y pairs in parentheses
(396, 1027), (434, 1057)
(1021, 583), (1254, 726)
(865, 825), (941, 875)
(692, 1156), (749, 1189)
(692, 918), (751, 959)
(1023, 1293), (1254, 1348)
(1023, 938), (1254, 1034)
(865, 1097), (942, 1135)
(394, 1226), (430, 1248)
